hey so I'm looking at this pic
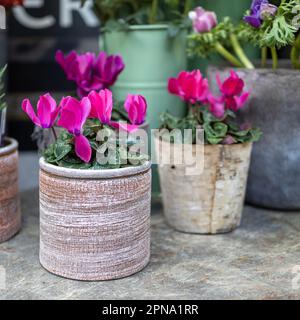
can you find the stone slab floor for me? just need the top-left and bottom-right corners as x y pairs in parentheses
(0, 153), (299, 300)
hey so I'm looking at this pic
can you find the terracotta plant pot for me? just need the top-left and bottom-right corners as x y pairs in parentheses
(155, 137), (252, 234)
(207, 64), (300, 210)
(0, 138), (21, 243)
(39, 158), (152, 281)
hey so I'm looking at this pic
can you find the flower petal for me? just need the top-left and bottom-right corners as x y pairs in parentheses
(88, 89), (112, 124)
(110, 121), (138, 133)
(21, 99), (41, 127)
(74, 134), (92, 163)
(37, 93), (57, 128)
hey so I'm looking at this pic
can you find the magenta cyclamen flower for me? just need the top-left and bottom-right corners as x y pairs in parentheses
(168, 70), (209, 104)
(88, 89), (139, 133)
(124, 94), (147, 126)
(56, 50), (125, 98)
(244, 0), (277, 28)
(208, 70), (250, 118)
(217, 70), (244, 97)
(57, 96), (92, 163)
(189, 7), (217, 33)
(22, 93), (60, 128)
(88, 89), (113, 125)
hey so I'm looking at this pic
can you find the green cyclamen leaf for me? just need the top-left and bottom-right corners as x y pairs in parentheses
(212, 122), (228, 137)
(54, 142), (72, 161)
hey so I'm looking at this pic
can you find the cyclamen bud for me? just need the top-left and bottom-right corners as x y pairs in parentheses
(189, 7), (217, 33)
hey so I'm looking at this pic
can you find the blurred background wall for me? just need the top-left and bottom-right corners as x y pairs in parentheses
(6, 0), (100, 150)
(4, 0), (253, 150)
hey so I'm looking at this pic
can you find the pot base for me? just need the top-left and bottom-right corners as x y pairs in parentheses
(40, 256), (150, 281)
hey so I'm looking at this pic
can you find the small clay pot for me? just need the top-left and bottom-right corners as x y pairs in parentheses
(155, 137), (252, 234)
(0, 138), (21, 243)
(39, 158), (152, 281)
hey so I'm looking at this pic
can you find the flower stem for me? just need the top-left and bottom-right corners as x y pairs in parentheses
(291, 33), (300, 69)
(149, 0), (158, 24)
(261, 47), (267, 68)
(230, 34), (254, 69)
(271, 47), (278, 69)
(184, 0), (192, 16)
(51, 127), (58, 141)
(215, 42), (243, 68)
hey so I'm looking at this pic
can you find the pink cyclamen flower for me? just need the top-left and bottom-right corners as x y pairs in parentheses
(22, 93), (60, 128)
(88, 89), (138, 133)
(168, 70), (209, 104)
(225, 92), (250, 112)
(88, 89), (113, 124)
(55, 50), (125, 98)
(189, 7), (217, 33)
(57, 96), (92, 163)
(124, 94), (147, 126)
(207, 93), (226, 118)
(217, 70), (244, 97)
(209, 70), (250, 117)
(222, 135), (236, 145)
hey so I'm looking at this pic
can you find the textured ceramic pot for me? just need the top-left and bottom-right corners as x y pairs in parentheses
(102, 25), (187, 195)
(0, 138), (21, 243)
(208, 65), (300, 210)
(0, 108), (7, 147)
(39, 158), (152, 281)
(155, 137), (252, 234)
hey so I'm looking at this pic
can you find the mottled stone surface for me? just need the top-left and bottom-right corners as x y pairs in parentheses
(0, 153), (299, 299)
(0, 189), (299, 300)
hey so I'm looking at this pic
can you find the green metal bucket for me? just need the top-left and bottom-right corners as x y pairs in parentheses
(102, 25), (188, 196)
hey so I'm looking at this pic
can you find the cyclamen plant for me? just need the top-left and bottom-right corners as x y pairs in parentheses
(55, 50), (136, 124)
(22, 89), (148, 169)
(81, 0), (194, 34)
(56, 50), (125, 98)
(188, 0), (300, 69)
(161, 70), (262, 145)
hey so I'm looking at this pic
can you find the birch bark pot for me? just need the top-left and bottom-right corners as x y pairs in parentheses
(39, 158), (152, 281)
(208, 64), (300, 210)
(155, 138), (252, 234)
(0, 138), (21, 243)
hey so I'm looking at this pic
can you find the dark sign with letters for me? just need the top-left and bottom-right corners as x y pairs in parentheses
(7, 0), (100, 149)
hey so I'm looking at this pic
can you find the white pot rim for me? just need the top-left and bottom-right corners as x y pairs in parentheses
(155, 135), (252, 148)
(102, 24), (187, 32)
(0, 138), (18, 157)
(207, 63), (300, 74)
(39, 157), (152, 179)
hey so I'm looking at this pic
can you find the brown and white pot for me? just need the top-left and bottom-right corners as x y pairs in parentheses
(155, 138), (252, 234)
(0, 138), (21, 243)
(39, 158), (152, 281)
